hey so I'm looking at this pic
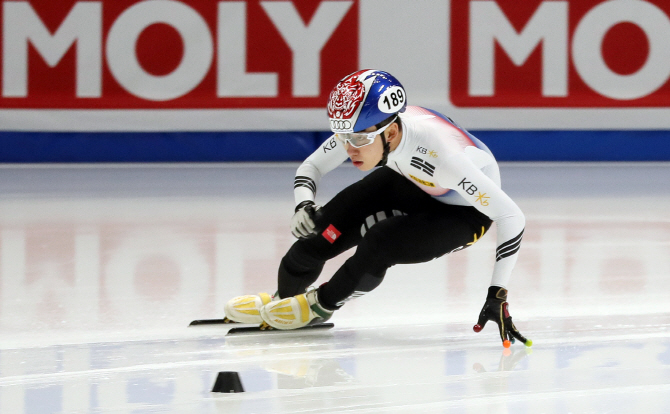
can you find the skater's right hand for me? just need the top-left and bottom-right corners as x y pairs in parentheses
(291, 201), (321, 238)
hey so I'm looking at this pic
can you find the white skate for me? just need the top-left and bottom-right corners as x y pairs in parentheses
(260, 288), (333, 330)
(224, 293), (275, 324)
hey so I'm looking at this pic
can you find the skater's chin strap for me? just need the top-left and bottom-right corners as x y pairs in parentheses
(375, 130), (391, 167)
(375, 114), (401, 167)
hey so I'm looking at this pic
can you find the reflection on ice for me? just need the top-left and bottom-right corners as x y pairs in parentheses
(4, 319), (669, 413)
(472, 346), (533, 373)
(0, 163), (668, 413)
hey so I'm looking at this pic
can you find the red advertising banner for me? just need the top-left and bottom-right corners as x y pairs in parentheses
(450, 0), (670, 107)
(0, 0), (358, 109)
(1, 0), (669, 131)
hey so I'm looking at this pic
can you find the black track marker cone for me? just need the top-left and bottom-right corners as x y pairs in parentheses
(211, 371), (245, 393)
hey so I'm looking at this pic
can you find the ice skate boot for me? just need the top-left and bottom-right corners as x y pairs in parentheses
(224, 292), (275, 324)
(260, 287), (333, 330)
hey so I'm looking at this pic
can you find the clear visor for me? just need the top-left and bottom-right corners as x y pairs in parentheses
(334, 116), (397, 148)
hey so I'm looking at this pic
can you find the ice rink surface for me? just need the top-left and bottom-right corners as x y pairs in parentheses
(0, 162), (668, 413)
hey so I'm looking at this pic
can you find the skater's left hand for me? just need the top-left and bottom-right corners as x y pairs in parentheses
(473, 286), (532, 348)
(291, 201), (321, 238)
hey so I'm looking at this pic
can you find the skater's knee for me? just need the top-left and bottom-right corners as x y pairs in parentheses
(285, 240), (328, 268)
(357, 272), (385, 292)
(281, 252), (323, 276)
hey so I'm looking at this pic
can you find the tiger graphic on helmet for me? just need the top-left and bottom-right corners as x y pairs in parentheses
(327, 70), (367, 131)
(327, 69), (407, 134)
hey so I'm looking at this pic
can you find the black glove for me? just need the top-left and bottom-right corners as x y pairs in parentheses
(291, 201), (321, 238)
(473, 286), (532, 347)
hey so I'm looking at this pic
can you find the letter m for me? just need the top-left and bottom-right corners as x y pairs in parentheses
(468, 1), (568, 97)
(3, 2), (101, 97)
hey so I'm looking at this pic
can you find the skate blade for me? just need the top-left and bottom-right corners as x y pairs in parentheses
(188, 317), (242, 326)
(227, 323), (334, 335)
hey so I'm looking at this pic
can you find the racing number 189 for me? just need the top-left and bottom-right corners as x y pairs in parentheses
(382, 90), (404, 111)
